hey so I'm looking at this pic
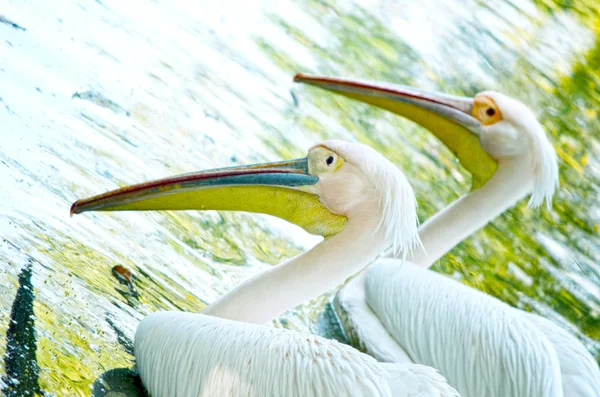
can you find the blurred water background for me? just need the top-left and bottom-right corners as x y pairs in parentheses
(1, 0), (599, 395)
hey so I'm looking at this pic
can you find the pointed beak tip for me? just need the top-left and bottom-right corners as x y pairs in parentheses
(293, 73), (309, 83)
(70, 201), (81, 217)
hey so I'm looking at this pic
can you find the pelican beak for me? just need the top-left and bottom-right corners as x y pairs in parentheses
(71, 158), (347, 237)
(294, 73), (497, 189)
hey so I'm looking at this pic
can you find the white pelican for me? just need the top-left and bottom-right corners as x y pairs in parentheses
(71, 140), (459, 397)
(295, 74), (600, 397)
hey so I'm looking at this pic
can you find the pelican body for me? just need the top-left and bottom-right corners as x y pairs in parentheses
(72, 140), (458, 396)
(294, 74), (600, 397)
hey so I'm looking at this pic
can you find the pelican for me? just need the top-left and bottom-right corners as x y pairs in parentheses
(294, 74), (600, 397)
(71, 140), (459, 397)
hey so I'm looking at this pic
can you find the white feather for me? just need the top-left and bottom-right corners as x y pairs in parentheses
(483, 92), (559, 209)
(520, 312), (600, 397)
(320, 140), (422, 258)
(381, 363), (460, 397)
(337, 260), (600, 396)
(343, 259), (567, 397)
(335, 271), (414, 364)
(135, 311), (458, 397)
(527, 122), (559, 209)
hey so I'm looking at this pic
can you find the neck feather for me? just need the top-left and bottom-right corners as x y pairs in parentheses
(405, 158), (533, 268)
(202, 209), (387, 324)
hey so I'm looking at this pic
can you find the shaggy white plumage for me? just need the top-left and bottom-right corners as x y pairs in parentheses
(320, 140), (422, 258)
(363, 260), (563, 397)
(337, 260), (600, 397)
(526, 120), (559, 209)
(520, 312), (600, 397)
(135, 312), (459, 397)
(482, 92), (559, 209)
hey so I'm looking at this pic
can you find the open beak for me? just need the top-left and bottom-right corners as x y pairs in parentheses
(71, 158), (347, 237)
(294, 73), (497, 189)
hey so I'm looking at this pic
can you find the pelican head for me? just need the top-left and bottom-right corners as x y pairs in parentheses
(71, 139), (420, 256)
(294, 74), (558, 208)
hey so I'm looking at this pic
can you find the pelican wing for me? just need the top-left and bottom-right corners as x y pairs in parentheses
(519, 311), (600, 397)
(134, 312), (458, 397)
(334, 271), (414, 364)
(337, 259), (565, 397)
(381, 363), (459, 397)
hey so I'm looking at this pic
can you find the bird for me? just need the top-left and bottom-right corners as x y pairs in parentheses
(71, 140), (459, 397)
(294, 74), (600, 397)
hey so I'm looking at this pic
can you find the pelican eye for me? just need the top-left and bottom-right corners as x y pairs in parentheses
(307, 146), (345, 175)
(473, 94), (502, 126)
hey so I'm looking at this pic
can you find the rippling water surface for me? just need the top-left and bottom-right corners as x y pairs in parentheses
(1, 0), (599, 394)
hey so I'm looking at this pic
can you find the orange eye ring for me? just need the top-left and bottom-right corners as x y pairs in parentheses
(473, 95), (502, 125)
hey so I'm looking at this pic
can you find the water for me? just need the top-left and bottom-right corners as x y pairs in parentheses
(1, 0), (599, 394)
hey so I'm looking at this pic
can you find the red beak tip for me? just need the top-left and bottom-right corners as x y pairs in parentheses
(70, 201), (80, 217)
(293, 73), (308, 83)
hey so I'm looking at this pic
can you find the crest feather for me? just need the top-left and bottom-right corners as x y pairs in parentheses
(321, 140), (422, 258)
(527, 122), (559, 209)
(487, 92), (559, 209)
